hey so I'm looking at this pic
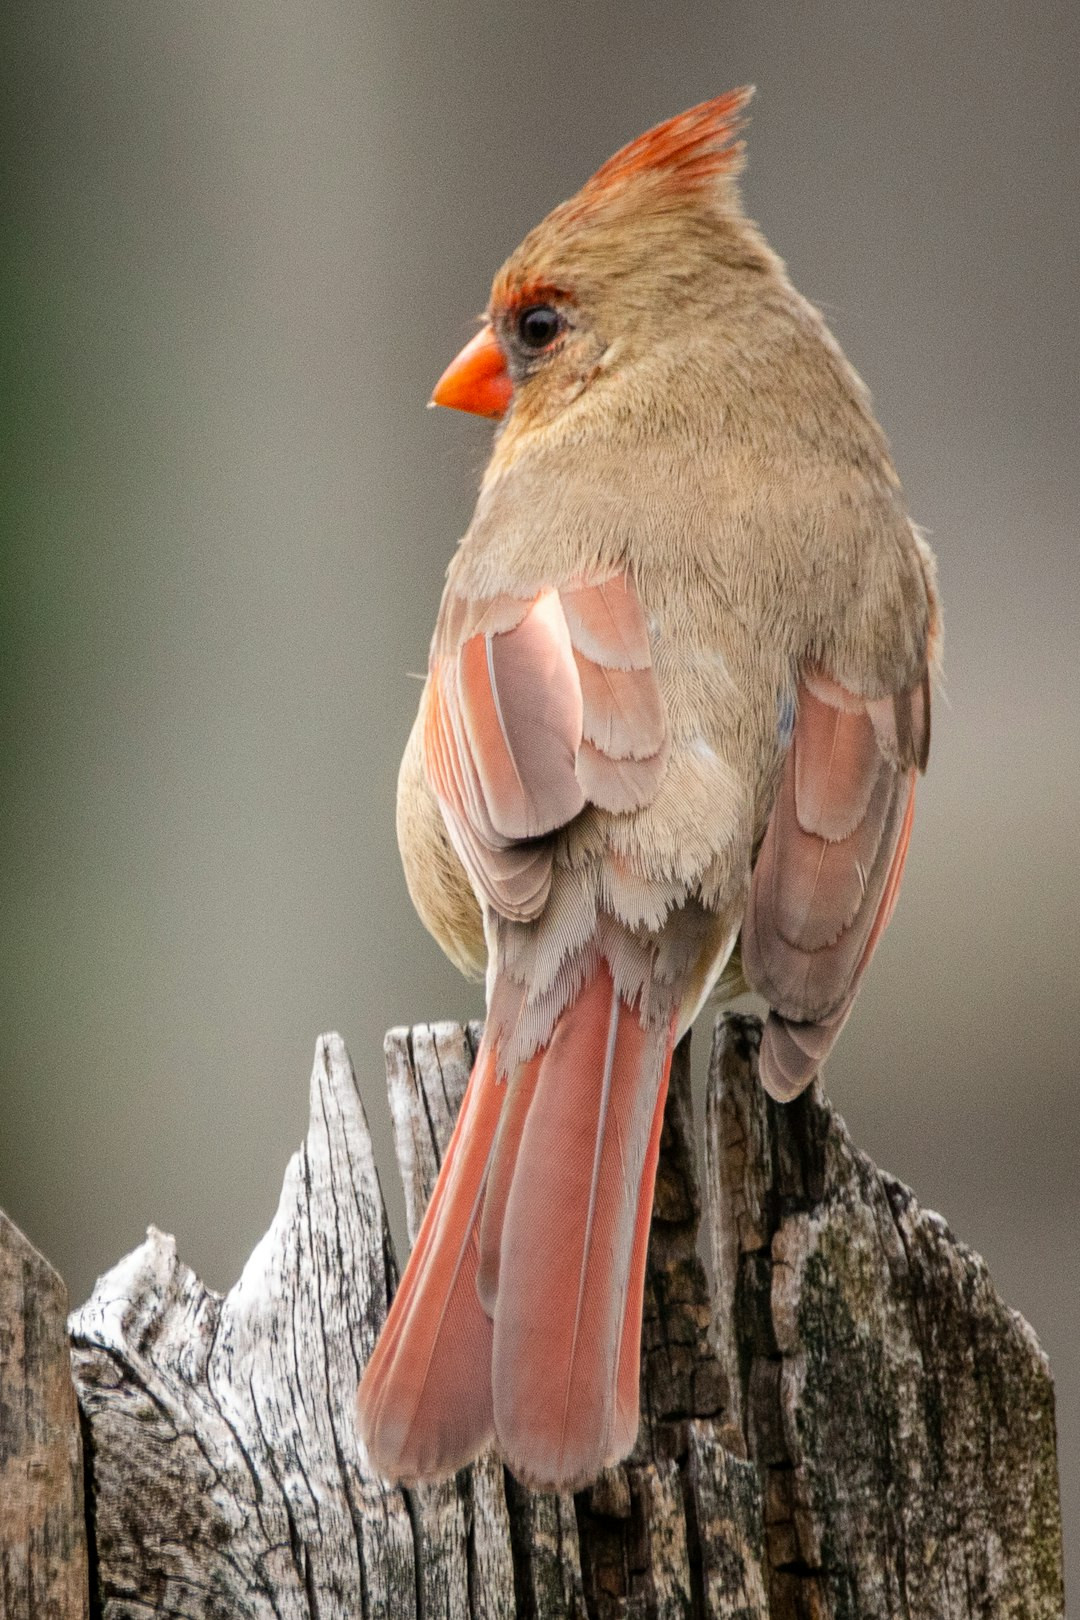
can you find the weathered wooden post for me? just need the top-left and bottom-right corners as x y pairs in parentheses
(0, 1014), (1065, 1617)
(0, 1212), (89, 1619)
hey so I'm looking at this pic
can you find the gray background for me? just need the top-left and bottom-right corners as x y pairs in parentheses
(3, 0), (1077, 1592)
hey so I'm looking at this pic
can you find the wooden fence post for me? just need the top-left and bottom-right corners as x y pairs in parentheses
(0, 1212), (89, 1620)
(0, 1013), (1065, 1617)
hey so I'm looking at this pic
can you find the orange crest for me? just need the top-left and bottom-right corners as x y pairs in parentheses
(578, 87), (754, 206)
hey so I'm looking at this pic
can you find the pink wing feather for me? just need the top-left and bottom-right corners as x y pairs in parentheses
(423, 575), (666, 914)
(742, 670), (929, 1100)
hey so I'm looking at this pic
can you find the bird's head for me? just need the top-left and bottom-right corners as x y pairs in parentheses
(431, 88), (772, 435)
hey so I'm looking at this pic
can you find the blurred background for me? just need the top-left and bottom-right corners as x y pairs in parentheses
(2, 0), (1076, 1590)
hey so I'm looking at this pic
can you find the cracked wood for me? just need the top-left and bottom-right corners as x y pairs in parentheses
(50, 1014), (1064, 1618)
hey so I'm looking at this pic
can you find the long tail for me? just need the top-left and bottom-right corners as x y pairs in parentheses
(484, 964), (673, 1490)
(356, 1037), (503, 1483)
(357, 963), (673, 1492)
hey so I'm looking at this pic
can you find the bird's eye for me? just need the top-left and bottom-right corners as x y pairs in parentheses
(516, 304), (562, 352)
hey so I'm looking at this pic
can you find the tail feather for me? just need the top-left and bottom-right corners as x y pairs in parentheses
(611, 1034), (672, 1460)
(356, 1041), (503, 1482)
(475, 1051), (543, 1315)
(490, 966), (671, 1490)
(358, 963), (676, 1492)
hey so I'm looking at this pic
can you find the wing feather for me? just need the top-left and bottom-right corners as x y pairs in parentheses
(560, 574), (653, 669)
(424, 570), (667, 921)
(743, 667), (929, 1099)
(575, 654), (667, 759)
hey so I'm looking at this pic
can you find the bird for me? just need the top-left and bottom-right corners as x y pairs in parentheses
(357, 88), (940, 1495)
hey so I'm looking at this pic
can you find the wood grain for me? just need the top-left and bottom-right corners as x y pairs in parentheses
(36, 1013), (1062, 1617)
(0, 1211), (89, 1620)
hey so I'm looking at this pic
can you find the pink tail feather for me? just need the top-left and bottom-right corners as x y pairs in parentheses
(356, 1040), (503, 1483)
(489, 966), (673, 1490)
(475, 1051), (544, 1316)
(358, 965), (674, 1491)
(612, 1045), (671, 1456)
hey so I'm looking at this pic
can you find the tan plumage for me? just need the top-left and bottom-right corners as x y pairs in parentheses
(358, 88), (941, 1492)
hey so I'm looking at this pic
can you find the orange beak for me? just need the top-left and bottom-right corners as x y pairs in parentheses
(430, 324), (513, 418)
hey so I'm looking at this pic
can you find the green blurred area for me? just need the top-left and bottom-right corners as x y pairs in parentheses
(2, 0), (1077, 1589)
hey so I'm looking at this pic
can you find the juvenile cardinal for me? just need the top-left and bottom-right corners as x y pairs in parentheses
(358, 89), (940, 1492)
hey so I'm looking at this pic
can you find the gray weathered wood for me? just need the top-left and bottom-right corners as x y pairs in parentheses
(686, 1424), (769, 1619)
(70, 1033), (415, 1619)
(44, 1013), (1065, 1617)
(0, 1211), (89, 1620)
(705, 1014), (1065, 1619)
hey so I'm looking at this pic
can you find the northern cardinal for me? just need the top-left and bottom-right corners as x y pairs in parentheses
(358, 89), (940, 1492)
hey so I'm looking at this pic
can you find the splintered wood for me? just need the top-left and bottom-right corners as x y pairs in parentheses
(2, 1014), (1060, 1617)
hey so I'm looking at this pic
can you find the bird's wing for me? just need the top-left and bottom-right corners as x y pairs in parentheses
(360, 568), (671, 1488)
(424, 570), (667, 920)
(742, 667), (930, 1099)
(397, 703), (486, 978)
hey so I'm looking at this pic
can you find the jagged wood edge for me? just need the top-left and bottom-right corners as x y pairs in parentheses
(69, 1034), (416, 1619)
(61, 1013), (1064, 1619)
